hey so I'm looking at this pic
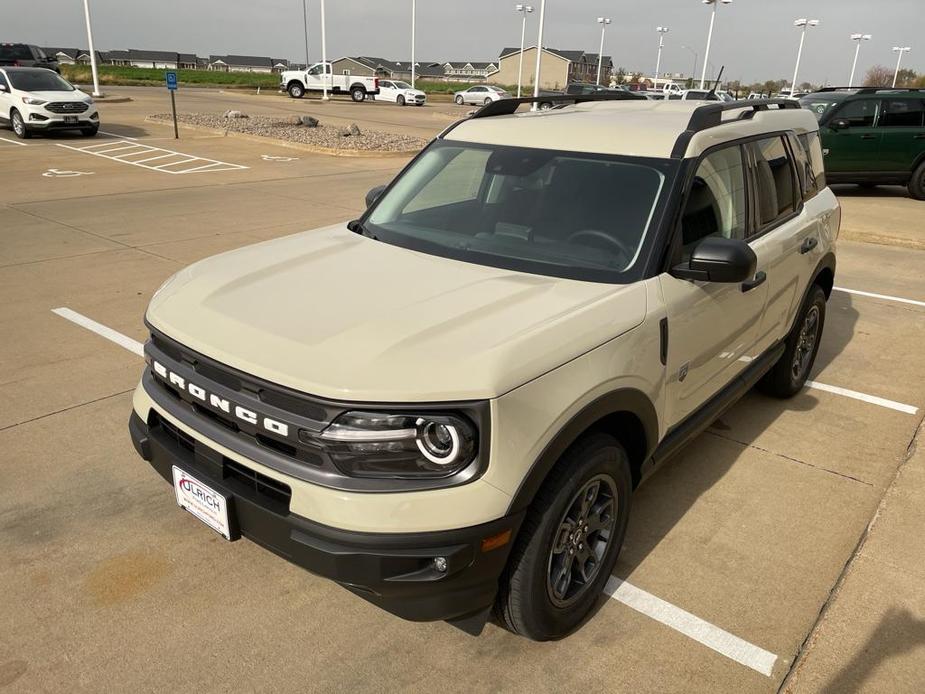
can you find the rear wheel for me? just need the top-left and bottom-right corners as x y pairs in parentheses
(483, 97), (492, 105)
(287, 82), (304, 99)
(10, 109), (30, 139)
(351, 87), (367, 102)
(496, 433), (631, 640)
(397, 95), (405, 106)
(758, 285), (826, 398)
(908, 161), (925, 201)
(539, 101), (553, 111)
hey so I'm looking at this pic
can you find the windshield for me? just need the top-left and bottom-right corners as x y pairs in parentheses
(365, 141), (673, 282)
(799, 95), (842, 121)
(393, 81), (412, 89)
(8, 70), (75, 92)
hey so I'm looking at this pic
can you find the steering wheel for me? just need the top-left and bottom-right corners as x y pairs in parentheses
(566, 229), (633, 263)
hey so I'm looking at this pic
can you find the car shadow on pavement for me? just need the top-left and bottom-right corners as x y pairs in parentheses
(816, 607), (925, 693)
(829, 183), (911, 199)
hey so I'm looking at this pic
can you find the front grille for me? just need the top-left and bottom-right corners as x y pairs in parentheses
(156, 412), (195, 453)
(224, 459), (292, 509)
(46, 101), (89, 114)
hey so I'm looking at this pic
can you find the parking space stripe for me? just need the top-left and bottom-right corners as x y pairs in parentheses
(805, 381), (918, 414)
(90, 143), (149, 156)
(51, 308), (144, 357)
(605, 578), (778, 677)
(56, 141), (248, 175)
(99, 130), (138, 140)
(834, 286), (925, 309)
(0, 136), (27, 146)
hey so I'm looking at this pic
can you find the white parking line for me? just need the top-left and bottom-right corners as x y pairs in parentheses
(99, 130), (138, 140)
(0, 136), (27, 146)
(834, 286), (925, 309)
(56, 140), (248, 174)
(605, 578), (778, 677)
(805, 381), (918, 414)
(51, 308), (144, 356)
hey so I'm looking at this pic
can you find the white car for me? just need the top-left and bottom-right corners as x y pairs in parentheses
(376, 80), (426, 106)
(0, 67), (99, 139)
(454, 85), (509, 106)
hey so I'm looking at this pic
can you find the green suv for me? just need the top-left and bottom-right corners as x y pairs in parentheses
(800, 88), (925, 200)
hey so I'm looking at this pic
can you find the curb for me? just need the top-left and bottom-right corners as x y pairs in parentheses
(143, 116), (421, 158)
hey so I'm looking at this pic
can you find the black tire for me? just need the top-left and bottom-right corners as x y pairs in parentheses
(496, 432), (632, 641)
(539, 101), (553, 111)
(908, 161), (925, 201)
(287, 82), (304, 99)
(484, 97), (492, 106)
(397, 94), (405, 106)
(351, 87), (366, 102)
(758, 284), (826, 398)
(81, 125), (99, 137)
(10, 109), (30, 139)
(455, 95), (464, 105)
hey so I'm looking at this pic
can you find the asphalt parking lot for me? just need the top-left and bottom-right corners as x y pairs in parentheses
(2, 88), (924, 693)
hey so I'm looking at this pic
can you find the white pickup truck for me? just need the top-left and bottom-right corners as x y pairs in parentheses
(280, 62), (380, 102)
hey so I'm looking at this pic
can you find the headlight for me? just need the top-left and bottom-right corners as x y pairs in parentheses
(22, 97), (47, 106)
(306, 411), (477, 478)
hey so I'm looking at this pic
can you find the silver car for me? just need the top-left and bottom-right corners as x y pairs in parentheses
(454, 85), (509, 106)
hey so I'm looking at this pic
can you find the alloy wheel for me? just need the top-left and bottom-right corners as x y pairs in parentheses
(791, 305), (820, 380)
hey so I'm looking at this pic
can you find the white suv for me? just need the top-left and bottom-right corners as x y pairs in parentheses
(129, 95), (838, 641)
(0, 67), (99, 138)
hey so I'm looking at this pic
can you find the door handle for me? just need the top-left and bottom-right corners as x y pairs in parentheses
(800, 237), (818, 254)
(860, 134), (877, 140)
(741, 271), (767, 293)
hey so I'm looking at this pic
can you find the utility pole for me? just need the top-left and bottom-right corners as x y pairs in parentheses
(320, 0), (329, 100)
(531, 0), (547, 109)
(82, 0), (101, 97)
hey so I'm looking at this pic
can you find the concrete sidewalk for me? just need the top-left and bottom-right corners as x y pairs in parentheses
(784, 420), (925, 693)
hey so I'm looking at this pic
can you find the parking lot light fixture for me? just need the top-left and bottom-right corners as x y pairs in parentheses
(596, 17), (612, 86)
(82, 0), (101, 97)
(531, 0), (547, 110)
(682, 44), (698, 89)
(791, 19), (819, 96)
(700, 0), (732, 89)
(654, 27), (669, 90)
(320, 0), (329, 101)
(515, 4), (534, 98)
(411, 0), (416, 87)
(302, 0), (310, 69)
(892, 46), (911, 87)
(848, 33), (872, 87)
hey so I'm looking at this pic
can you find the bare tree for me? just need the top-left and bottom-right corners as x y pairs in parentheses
(895, 68), (918, 87)
(863, 64), (894, 86)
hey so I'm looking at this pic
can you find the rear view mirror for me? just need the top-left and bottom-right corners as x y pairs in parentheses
(830, 118), (850, 130)
(365, 184), (387, 208)
(671, 237), (757, 283)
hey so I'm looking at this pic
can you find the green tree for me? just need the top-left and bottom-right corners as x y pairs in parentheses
(895, 68), (917, 87)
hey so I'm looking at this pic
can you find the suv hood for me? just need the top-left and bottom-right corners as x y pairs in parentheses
(147, 225), (646, 402)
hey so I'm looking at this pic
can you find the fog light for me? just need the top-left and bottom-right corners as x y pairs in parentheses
(29, 113), (48, 121)
(433, 557), (448, 573)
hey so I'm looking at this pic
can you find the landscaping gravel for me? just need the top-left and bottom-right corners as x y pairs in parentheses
(148, 112), (427, 152)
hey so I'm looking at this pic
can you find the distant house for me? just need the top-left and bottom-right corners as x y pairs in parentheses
(43, 48), (81, 65)
(271, 58), (290, 72)
(331, 57), (446, 81)
(492, 47), (612, 90)
(209, 55), (275, 73)
(443, 61), (499, 82)
(122, 49), (183, 69)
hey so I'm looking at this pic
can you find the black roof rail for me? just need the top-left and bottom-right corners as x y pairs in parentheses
(470, 92), (647, 119)
(855, 87), (922, 94)
(670, 99), (802, 159)
(814, 86), (860, 92)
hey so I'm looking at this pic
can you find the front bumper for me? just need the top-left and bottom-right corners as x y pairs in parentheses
(25, 109), (99, 130)
(129, 410), (523, 629)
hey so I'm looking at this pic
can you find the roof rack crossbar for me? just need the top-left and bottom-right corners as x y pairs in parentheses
(470, 93), (646, 119)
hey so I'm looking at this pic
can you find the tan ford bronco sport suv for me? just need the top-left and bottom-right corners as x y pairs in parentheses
(129, 95), (839, 641)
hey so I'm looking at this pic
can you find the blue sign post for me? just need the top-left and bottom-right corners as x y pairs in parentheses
(165, 71), (179, 139)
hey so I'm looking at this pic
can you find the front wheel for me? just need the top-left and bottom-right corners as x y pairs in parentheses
(484, 97), (492, 106)
(351, 87), (366, 102)
(496, 433), (631, 640)
(397, 95), (405, 106)
(539, 102), (553, 111)
(908, 161), (925, 201)
(455, 95), (464, 105)
(758, 284), (826, 398)
(11, 109), (30, 139)
(287, 83), (304, 99)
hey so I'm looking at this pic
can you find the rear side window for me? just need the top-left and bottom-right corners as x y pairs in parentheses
(796, 132), (826, 195)
(680, 146), (748, 255)
(0, 72), (8, 90)
(0, 44), (32, 60)
(834, 99), (878, 127)
(749, 137), (798, 227)
(879, 99), (925, 128)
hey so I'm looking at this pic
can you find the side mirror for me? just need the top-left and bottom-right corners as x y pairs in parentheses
(0, 85), (6, 92)
(829, 118), (850, 130)
(365, 184), (387, 209)
(671, 237), (757, 283)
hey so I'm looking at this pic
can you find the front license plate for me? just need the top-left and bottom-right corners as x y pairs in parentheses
(172, 466), (233, 540)
(63, 115), (78, 124)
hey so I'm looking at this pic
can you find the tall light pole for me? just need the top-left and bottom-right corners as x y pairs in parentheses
(790, 19), (819, 94)
(700, 0), (732, 89)
(302, 0), (310, 69)
(320, 0), (329, 100)
(411, 0), (416, 87)
(595, 17), (611, 85)
(654, 27), (669, 89)
(848, 33), (871, 86)
(682, 44), (698, 89)
(81, 0), (101, 97)
(892, 46), (911, 87)
(515, 4), (534, 97)
(531, 0), (547, 109)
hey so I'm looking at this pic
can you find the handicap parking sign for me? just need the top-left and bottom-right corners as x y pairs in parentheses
(166, 71), (178, 90)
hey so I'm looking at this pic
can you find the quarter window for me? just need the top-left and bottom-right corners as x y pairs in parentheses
(879, 99), (925, 128)
(749, 137), (798, 227)
(681, 146), (748, 255)
(833, 99), (878, 127)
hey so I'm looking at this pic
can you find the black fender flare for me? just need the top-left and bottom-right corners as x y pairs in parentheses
(786, 251), (836, 336)
(506, 388), (659, 514)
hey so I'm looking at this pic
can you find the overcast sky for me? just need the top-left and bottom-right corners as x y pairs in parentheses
(10, 0), (923, 84)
